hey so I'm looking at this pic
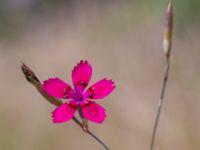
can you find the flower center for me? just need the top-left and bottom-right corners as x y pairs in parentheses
(73, 88), (84, 102)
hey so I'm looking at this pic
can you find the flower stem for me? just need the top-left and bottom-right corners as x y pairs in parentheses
(21, 63), (110, 150)
(149, 1), (173, 149)
(149, 60), (170, 150)
(86, 129), (110, 150)
(77, 104), (89, 130)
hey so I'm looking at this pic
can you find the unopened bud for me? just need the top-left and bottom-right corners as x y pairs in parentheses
(21, 62), (62, 106)
(21, 62), (40, 84)
(163, 0), (173, 59)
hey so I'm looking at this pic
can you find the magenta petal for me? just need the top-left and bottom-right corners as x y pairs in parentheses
(52, 103), (76, 123)
(82, 102), (106, 124)
(43, 78), (71, 98)
(84, 78), (116, 99)
(72, 60), (92, 90)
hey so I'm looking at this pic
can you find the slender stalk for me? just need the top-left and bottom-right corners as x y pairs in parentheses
(77, 103), (89, 130)
(149, 0), (173, 149)
(149, 60), (170, 150)
(21, 63), (110, 150)
(86, 130), (110, 150)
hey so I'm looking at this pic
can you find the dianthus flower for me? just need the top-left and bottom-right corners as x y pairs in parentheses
(43, 60), (115, 124)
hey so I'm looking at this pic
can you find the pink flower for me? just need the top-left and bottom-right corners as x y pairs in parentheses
(43, 60), (116, 124)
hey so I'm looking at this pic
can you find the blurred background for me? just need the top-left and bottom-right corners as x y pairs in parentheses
(0, 0), (200, 149)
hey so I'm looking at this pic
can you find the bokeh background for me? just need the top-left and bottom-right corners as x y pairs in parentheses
(0, 0), (200, 149)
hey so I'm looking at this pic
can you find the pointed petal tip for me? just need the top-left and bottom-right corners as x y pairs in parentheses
(77, 60), (90, 66)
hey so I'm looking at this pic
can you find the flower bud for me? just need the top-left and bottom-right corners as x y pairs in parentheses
(163, 0), (173, 59)
(21, 62), (40, 84)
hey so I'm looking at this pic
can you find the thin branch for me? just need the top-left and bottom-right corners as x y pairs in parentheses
(86, 129), (110, 150)
(21, 62), (110, 150)
(149, 60), (170, 150)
